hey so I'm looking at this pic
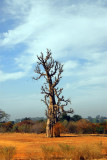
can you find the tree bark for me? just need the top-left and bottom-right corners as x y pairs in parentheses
(46, 118), (51, 137)
(46, 77), (56, 137)
(33, 50), (73, 137)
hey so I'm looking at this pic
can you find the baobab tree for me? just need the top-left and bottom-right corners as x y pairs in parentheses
(33, 49), (73, 137)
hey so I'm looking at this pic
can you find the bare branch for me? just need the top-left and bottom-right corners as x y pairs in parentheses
(33, 73), (46, 80)
(54, 88), (71, 106)
(33, 62), (46, 80)
(33, 49), (73, 137)
(45, 110), (48, 117)
(37, 52), (44, 64)
(41, 85), (50, 96)
(45, 49), (52, 63)
(41, 95), (49, 109)
(52, 63), (63, 87)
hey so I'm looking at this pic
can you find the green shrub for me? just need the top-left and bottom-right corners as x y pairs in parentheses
(18, 124), (32, 133)
(96, 124), (104, 134)
(12, 123), (19, 132)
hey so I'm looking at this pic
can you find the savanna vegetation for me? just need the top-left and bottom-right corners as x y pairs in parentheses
(0, 133), (107, 160)
(0, 50), (107, 159)
(33, 49), (73, 137)
(0, 113), (107, 135)
(0, 110), (107, 159)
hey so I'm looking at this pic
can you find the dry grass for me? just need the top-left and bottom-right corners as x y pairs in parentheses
(72, 143), (102, 160)
(0, 133), (107, 159)
(41, 143), (103, 160)
(0, 145), (16, 160)
(41, 145), (59, 159)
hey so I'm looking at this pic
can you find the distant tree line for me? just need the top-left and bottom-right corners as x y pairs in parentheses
(0, 109), (107, 135)
(60, 113), (82, 122)
(87, 115), (107, 123)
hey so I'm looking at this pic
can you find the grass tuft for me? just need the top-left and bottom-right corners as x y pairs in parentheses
(0, 145), (16, 160)
(41, 143), (103, 160)
(41, 144), (63, 159)
(72, 143), (103, 160)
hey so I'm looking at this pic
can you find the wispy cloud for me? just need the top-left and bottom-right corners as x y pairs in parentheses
(0, 0), (107, 87)
(0, 70), (26, 82)
(0, 0), (107, 118)
(1, 0), (107, 52)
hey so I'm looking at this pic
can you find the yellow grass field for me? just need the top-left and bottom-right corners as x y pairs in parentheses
(0, 133), (107, 159)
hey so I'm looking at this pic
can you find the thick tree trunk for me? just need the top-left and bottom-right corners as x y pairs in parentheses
(46, 103), (54, 137)
(34, 50), (73, 138)
(46, 85), (56, 137)
(46, 119), (54, 137)
(46, 118), (51, 137)
(46, 79), (56, 137)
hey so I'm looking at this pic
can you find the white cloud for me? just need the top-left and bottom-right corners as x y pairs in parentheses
(0, 0), (107, 85)
(63, 50), (107, 92)
(1, 1), (107, 51)
(0, 70), (26, 82)
(3, 0), (31, 20)
(15, 53), (37, 71)
(64, 60), (79, 70)
(0, 0), (107, 118)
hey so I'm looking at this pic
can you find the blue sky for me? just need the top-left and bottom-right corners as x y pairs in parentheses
(0, 0), (107, 120)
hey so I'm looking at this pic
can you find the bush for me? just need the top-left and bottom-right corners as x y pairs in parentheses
(96, 124), (104, 134)
(76, 119), (94, 134)
(16, 120), (34, 133)
(100, 122), (107, 134)
(0, 123), (6, 132)
(53, 122), (65, 137)
(31, 121), (46, 133)
(104, 122), (107, 134)
(12, 123), (19, 132)
(0, 122), (14, 132)
(67, 121), (77, 133)
(18, 124), (32, 133)
(62, 119), (68, 128)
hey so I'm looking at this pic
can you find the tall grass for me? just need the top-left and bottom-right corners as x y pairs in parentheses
(41, 145), (61, 159)
(72, 143), (103, 160)
(41, 143), (103, 160)
(0, 145), (16, 160)
(103, 144), (107, 156)
(58, 143), (74, 159)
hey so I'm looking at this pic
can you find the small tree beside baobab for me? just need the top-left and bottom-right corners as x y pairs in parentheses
(33, 49), (73, 137)
(0, 109), (9, 122)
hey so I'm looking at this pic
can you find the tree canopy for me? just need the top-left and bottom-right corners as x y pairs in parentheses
(0, 109), (9, 122)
